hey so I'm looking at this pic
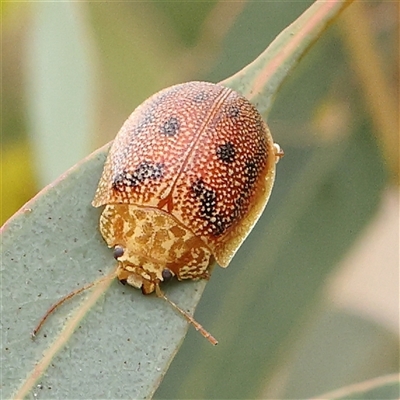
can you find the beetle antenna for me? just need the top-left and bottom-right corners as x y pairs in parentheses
(32, 271), (116, 338)
(155, 285), (218, 345)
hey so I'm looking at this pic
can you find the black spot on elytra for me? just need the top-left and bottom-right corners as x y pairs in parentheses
(192, 179), (230, 236)
(193, 91), (209, 103)
(192, 180), (217, 219)
(235, 152), (266, 205)
(244, 161), (259, 188)
(225, 152), (267, 228)
(211, 215), (227, 236)
(160, 116), (180, 137)
(240, 154), (265, 198)
(113, 161), (164, 189)
(227, 104), (240, 118)
(134, 112), (154, 135)
(216, 142), (235, 164)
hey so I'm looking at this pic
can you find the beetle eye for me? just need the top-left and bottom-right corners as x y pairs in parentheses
(113, 245), (125, 259)
(162, 268), (173, 282)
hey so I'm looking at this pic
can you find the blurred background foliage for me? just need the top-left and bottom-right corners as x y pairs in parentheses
(2, 1), (398, 399)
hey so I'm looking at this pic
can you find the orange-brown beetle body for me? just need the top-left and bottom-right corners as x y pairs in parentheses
(92, 81), (282, 295)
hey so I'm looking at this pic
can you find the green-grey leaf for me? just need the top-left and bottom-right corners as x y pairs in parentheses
(1, 145), (208, 399)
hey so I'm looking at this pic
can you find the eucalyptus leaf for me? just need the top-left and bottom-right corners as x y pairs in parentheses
(1, 145), (208, 399)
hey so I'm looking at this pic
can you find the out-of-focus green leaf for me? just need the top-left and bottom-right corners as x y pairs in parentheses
(1, 141), (37, 224)
(280, 310), (399, 398)
(311, 373), (400, 400)
(26, 2), (95, 187)
(150, 1), (217, 46)
(221, 0), (353, 115)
